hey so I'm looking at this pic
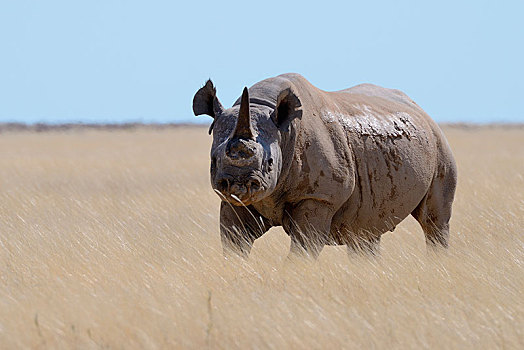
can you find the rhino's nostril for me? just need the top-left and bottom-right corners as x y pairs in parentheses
(248, 179), (261, 192)
(217, 178), (230, 193)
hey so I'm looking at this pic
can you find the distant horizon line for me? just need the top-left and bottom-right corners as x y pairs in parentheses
(1, 121), (523, 133)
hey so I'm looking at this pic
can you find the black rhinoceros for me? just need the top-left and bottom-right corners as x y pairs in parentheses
(193, 73), (457, 258)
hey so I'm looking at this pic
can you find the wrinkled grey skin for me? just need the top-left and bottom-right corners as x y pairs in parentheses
(193, 73), (457, 258)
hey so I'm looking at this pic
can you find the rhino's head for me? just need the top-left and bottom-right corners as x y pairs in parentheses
(193, 80), (301, 206)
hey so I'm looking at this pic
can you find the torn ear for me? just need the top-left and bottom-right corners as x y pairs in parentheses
(271, 87), (302, 129)
(192, 79), (224, 118)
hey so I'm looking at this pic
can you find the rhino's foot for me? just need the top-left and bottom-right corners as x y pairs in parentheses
(346, 235), (381, 257)
(282, 199), (335, 261)
(287, 239), (324, 260)
(424, 224), (450, 249)
(219, 201), (273, 259)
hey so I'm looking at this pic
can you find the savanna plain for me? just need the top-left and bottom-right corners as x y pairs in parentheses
(0, 125), (523, 349)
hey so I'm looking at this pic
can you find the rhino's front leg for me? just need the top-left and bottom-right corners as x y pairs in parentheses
(219, 201), (272, 258)
(282, 199), (334, 259)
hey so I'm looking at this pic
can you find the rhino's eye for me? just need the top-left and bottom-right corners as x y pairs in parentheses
(211, 156), (217, 170)
(268, 158), (274, 169)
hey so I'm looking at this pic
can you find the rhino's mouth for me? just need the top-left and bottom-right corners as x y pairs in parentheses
(214, 175), (266, 206)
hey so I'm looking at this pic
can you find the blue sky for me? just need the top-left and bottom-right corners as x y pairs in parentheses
(0, 0), (522, 124)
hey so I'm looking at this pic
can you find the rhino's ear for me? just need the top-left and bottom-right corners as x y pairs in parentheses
(193, 79), (224, 119)
(272, 87), (302, 129)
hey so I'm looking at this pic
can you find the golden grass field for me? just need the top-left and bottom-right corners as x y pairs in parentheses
(0, 125), (523, 349)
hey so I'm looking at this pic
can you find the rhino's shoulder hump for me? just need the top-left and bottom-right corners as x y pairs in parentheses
(341, 83), (417, 108)
(236, 73), (315, 108)
(275, 72), (307, 81)
(274, 73), (319, 90)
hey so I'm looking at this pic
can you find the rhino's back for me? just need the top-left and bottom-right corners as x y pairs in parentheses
(340, 83), (418, 108)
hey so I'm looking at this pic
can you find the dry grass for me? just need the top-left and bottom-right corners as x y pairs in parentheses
(0, 126), (523, 349)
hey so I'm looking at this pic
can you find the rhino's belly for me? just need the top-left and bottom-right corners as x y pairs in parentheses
(331, 129), (436, 240)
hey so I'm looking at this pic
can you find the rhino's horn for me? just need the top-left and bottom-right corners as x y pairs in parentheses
(233, 87), (254, 139)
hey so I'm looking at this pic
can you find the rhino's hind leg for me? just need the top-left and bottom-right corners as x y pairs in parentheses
(411, 164), (457, 249)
